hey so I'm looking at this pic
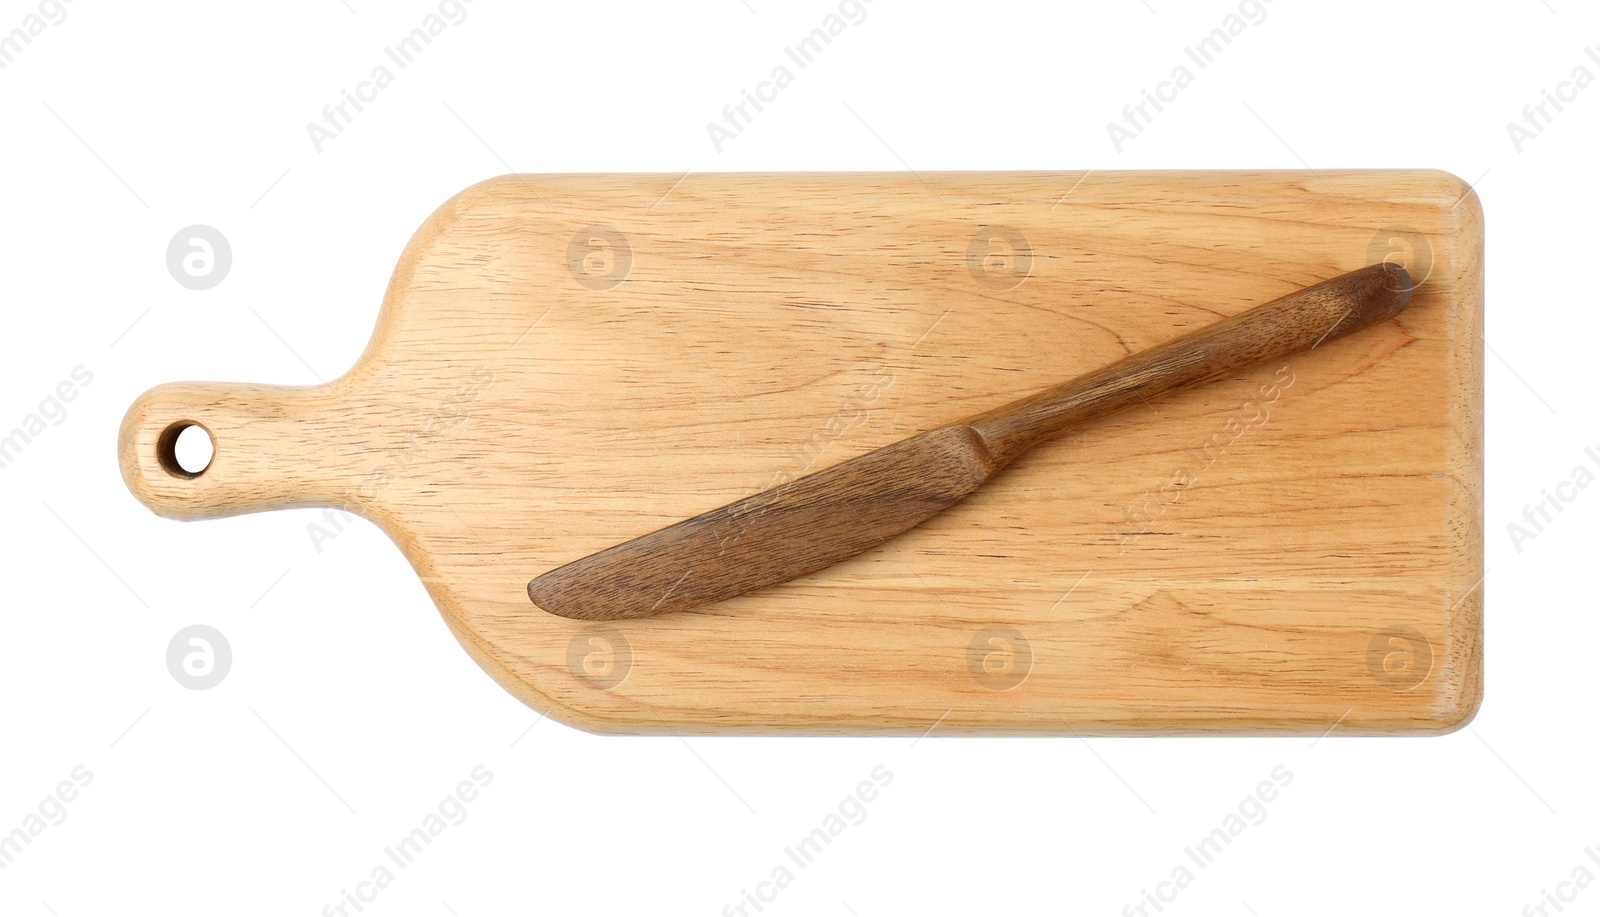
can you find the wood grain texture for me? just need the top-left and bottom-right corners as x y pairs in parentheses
(530, 264), (1413, 620)
(118, 170), (1484, 735)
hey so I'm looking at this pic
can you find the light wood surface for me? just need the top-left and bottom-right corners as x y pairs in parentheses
(119, 170), (1484, 735)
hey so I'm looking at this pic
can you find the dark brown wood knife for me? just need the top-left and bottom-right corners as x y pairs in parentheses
(527, 263), (1412, 620)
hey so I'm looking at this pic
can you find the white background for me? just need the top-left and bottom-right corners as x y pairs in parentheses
(0, 1), (1591, 914)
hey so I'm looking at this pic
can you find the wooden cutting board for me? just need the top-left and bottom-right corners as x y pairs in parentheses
(119, 170), (1483, 735)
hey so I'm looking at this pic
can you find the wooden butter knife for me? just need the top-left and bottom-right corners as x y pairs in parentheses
(528, 263), (1412, 620)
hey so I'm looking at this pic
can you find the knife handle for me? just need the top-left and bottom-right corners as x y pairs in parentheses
(966, 263), (1413, 469)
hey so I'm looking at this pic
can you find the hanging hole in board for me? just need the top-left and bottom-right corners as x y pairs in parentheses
(157, 422), (214, 478)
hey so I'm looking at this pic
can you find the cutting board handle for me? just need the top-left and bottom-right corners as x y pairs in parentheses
(119, 382), (365, 521)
